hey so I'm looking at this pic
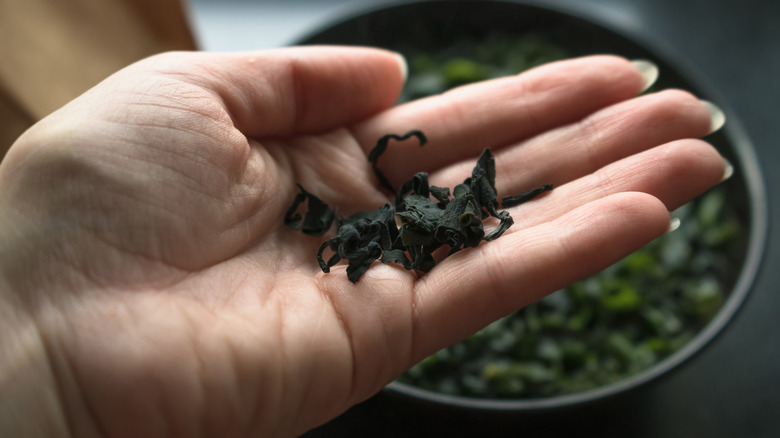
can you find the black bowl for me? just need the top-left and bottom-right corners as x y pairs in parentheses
(295, 0), (767, 410)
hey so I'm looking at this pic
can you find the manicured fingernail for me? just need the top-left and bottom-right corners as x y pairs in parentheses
(666, 215), (681, 234)
(393, 52), (408, 82)
(631, 59), (659, 92)
(701, 100), (726, 134)
(721, 157), (734, 182)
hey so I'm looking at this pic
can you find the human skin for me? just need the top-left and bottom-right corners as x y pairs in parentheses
(0, 47), (726, 437)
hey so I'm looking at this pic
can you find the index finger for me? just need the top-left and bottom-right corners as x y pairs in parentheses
(351, 56), (650, 190)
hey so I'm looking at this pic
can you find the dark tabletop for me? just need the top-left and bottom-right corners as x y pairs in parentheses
(190, 1), (779, 436)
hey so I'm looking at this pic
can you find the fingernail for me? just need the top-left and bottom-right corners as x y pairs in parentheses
(701, 100), (726, 134)
(393, 52), (408, 82)
(666, 215), (681, 234)
(721, 157), (734, 182)
(631, 59), (659, 93)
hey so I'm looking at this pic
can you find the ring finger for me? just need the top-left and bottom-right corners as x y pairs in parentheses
(504, 138), (728, 230)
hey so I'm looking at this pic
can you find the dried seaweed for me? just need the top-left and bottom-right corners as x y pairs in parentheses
(284, 183), (337, 236)
(287, 131), (552, 282)
(502, 184), (554, 208)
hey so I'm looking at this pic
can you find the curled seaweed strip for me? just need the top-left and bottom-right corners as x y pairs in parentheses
(502, 184), (554, 208)
(368, 130), (427, 193)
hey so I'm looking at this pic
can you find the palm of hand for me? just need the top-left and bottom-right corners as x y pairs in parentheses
(3, 51), (422, 436)
(0, 48), (724, 437)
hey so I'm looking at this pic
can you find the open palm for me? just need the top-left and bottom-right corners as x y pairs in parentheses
(0, 47), (725, 437)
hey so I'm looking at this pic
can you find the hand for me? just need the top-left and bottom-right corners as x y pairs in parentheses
(0, 47), (726, 437)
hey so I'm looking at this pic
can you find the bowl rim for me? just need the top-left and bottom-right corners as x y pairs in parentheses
(295, 0), (769, 411)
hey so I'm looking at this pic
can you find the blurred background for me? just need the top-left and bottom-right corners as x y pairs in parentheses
(2, 0), (778, 436)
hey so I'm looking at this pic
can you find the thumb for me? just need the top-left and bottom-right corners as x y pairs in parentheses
(145, 46), (408, 138)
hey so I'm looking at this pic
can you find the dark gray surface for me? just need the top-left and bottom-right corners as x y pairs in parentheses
(190, 0), (779, 436)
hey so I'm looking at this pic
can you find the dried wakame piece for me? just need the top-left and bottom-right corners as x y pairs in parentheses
(502, 184), (554, 208)
(464, 148), (500, 219)
(462, 148), (514, 239)
(393, 172), (449, 270)
(395, 190), (445, 272)
(484, 210), (514, 241)
(434, 192), (485, 251)
(284, 184), (336, 236)
(317, 204), (397, 283)
(368, 130), (427, 193)
(429, 185), (451, 207)
(395, 172), (431, 207)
